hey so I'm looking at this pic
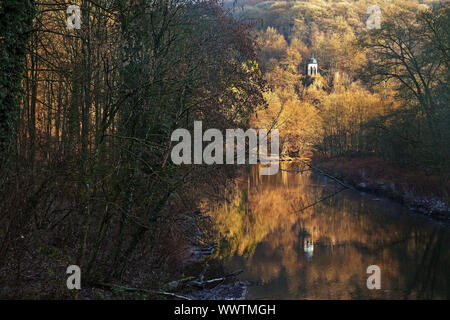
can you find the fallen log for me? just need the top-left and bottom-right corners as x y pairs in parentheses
(92, 282), (191, 300)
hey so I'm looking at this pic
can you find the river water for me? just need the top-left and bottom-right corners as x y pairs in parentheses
(205, 163), (450, 299)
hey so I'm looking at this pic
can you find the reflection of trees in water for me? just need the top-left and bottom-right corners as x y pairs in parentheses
(203, 164), (450, 299)
(401, 231), (449, 299)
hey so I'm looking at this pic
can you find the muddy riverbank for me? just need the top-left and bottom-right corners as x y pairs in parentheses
(314, 157), (450, 221)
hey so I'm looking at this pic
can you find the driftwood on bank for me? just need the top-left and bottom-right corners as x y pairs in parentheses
(92, 282), (192, 300)
(91, 269), (244, 300)
(185, 269), (244, 289)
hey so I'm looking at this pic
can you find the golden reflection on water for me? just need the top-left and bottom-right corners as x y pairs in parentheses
(202, 163), (450, 299)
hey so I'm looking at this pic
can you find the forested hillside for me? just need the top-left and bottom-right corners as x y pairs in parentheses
(232, 0), (449, 171)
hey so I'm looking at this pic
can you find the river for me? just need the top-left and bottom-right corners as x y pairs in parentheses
(204, 162), (450, 299)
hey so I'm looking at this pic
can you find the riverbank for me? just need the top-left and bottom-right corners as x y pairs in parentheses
(313, 156), (450, 221)
(0, 207), (243, 300)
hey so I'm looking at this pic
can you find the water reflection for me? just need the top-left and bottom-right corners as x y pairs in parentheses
(202, 163), (450, 299)
(303, 238), (314, 259)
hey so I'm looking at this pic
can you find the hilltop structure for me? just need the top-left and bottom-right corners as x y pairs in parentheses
(307, 57), (318, 76)
(304, 56), (326, 90)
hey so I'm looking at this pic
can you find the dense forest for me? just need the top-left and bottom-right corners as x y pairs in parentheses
(0, 0), (448, 299)
(233, 0), (449, 169)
